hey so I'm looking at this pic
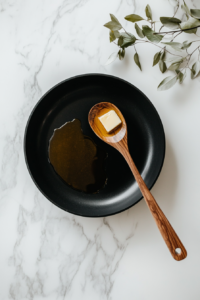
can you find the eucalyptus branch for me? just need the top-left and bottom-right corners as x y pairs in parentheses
(135, 39), (183, 57)
(154, 25), (200, 35)
(104, 1), (200, 91)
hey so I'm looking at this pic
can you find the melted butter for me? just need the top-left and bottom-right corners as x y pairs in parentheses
(48, 119), (107, 193)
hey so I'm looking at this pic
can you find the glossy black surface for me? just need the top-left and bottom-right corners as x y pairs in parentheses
(24, 74), (165, 217)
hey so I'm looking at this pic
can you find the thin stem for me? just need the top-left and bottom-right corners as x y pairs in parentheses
(135, 39), (183, 57)
(172, 2), (179, 18)
(113, 41), (119, 46)
(122, 26), (132, 38)
(190, 45), (200, 56)
(191, 40), (200, 43)
(184, 45), (200, 69)
(159, 25), (164, 33)
(154, 25), (200, 35)
(170, 31), (182, 42)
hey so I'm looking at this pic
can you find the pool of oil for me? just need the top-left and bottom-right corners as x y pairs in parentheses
(48, 119), (107, 193)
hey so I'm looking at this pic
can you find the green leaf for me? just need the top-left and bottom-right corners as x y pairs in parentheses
(162, 42), (183, 51)
(165, 57), (183, 63)
(180, 17), (200, 34)
(135, 23), (144, 38)
(104, 21), (122, 31)
(125, 14), (144, 23)
(190, 9), (200, 19)
(118, 49), (125, 60)
(153, 52), (161, 66)
(168, 59), (183, 71)
(145, 4), (152, 20)
(181, 40), (192, 49)
(177, 71), (186, 83)
(157, 76), (178, 91)
(121, 48), (125, 58)
(113, 31), (120, 38)
(118, 36), (123, 46)
(104, 15), (122, 31)
(160, 51), (165, 61)
(191, 68), (195, 79)
(119, 32), (136, 48)
(185, 28), (197, 34)
(142, 25), (163, 43)
(110, 14), (122, 26)
(109, 31), (116, 42)
(105, 52), (118, 65)
(160, 17), (181, 29)
(159, 60), (167, 73)
(181, 1), (191, 17)
(134, 53), (142, 70)
(191, 61), (200, 78)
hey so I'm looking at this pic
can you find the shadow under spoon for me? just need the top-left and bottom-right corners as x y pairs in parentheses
(88, 102), (187, 261)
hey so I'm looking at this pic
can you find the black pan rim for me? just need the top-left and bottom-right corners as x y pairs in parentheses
(24, 73), (166, 218)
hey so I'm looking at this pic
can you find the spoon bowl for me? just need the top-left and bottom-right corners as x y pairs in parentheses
(88, 102), (127, 144)
(89, 102), (187, 261)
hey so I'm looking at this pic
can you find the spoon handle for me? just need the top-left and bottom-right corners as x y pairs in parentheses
(123, 150), (187, 261)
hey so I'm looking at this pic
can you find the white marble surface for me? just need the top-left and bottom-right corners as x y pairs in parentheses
(1, 0), (200, 299)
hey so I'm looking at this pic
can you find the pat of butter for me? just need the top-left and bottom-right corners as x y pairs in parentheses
(99, 110), (121, 133)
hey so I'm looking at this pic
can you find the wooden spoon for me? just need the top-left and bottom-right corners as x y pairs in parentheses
(88, 102), (187, 261)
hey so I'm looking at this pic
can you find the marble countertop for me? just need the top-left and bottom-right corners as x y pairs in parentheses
(1, 0), (200, 299)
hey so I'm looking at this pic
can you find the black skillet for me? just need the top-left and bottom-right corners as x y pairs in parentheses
(24, 74), (165, 217)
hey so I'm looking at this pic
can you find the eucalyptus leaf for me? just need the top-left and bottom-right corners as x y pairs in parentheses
(160, 17), (181, 29)
(118, 36), (123, 46)
(105, 52), (118, 65)
(134, 52), (142, 70)
(177, 71), (186, 83)
(135, 23), (144, 38)
(121, 32), (135, 38)
(157, 76), (178, 91)
(121, 48), (125, 58)
(185, 28), (197, 34)
(181, 40), (192, 49)
(159, 60), (167, 73)
(181, 0), (191, 17)
(168, 59), (183, 71)
(191, 61), (200, 78)
(191, 68), (195, 79)
(120, 32), (136, 48)
(142, 25), (163, 43)
(113, 31), (120, 38)
(145, 4), (152, 20)
(118, 49), (125, 60)
(181, 6), (189, 19)
(153, 52), (161, 66)
(165, 56), (183, 64)
(180, 17), (200, 34)
(125, 14), (144, 23)
(110, 14), (122, 26)
(160, 51), (165, 61)
(109, 31), (116, 42)
(104, 21), (122, 31)
(162, 42), (183, 51)
(190, 9), (200, 19)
